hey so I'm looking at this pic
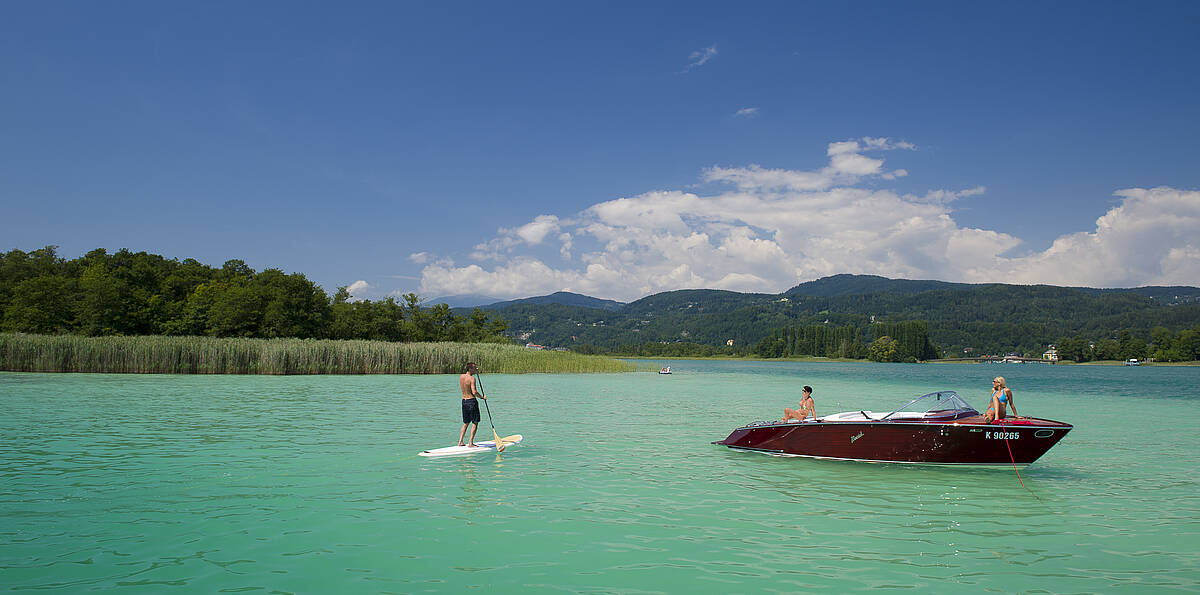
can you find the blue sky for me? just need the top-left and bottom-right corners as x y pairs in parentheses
(3, 1), (1198, 302)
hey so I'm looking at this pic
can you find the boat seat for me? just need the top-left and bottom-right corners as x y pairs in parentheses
(823, 411), (878, 421)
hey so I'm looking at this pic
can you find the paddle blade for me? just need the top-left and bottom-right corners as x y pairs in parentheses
(493, 429), (505, 452)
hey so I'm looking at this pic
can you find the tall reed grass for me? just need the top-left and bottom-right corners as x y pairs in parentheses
(0, 333), (634, 374)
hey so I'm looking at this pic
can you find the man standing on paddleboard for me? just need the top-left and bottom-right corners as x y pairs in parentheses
(458, 362), (487, 447)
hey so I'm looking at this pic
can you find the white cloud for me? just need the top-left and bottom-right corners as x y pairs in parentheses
(684, 45), (718, 71)
(862, 137), (916, 151)
(909, 186), (987, 204)
(711, 272), (775, 293)
(346, 280), (371, 301)
(511, 214), (560, 245)
(418, 259), (583, 299)
(558, 232), (573, 259)
(705, 138), (912, 192)
(826, 140), (861, 156)
(415, 139), (1200, 301)
(993, 186), (1200, 287)
(829, 151), (883, 176)
(734, 107), (759, 117)
(469, 214), (565, 260)
(705, 164), (832, 192)
(408, 252), (430, 264)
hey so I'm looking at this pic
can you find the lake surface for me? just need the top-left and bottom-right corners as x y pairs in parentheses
(2, 361), (1197, 593)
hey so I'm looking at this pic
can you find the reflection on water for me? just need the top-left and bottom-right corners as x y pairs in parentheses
(452, 460), (484, 518)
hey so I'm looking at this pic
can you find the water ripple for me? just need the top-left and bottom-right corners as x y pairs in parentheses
(2, 369), (1198, 592)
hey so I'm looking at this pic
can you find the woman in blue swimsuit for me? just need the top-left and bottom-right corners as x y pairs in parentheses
(984, 376), (1018, 423)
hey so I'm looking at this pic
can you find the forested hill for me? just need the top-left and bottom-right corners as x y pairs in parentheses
(788, 273), (1200, 305)
(1078, 286), (1200, 305)
(472, 275), (1200, 358)
(785, 274), (974, 296)
(483, 291), (624, 312)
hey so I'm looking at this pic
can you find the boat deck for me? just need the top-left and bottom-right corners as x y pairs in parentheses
(773, 413), (1069, 427)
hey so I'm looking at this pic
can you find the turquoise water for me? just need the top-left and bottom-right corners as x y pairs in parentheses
(2, 362), (1197, 593)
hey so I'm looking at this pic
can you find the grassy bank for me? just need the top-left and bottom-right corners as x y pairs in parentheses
(0, 333), (635, 374)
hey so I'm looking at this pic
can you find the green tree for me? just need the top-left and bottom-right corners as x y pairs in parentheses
(867, 335), (899, 362)
(0, 246), (64, 315)
(754, 330), (786, 357)
(1055, 336), (1091, 362)
(463, 307), (508, 342)
(205, 281), (264, 337)
(1120, 337), (1148, 361)
(219, 259), (255, 280)
(1, 275), (76, 333)
(329, 287), (366, 340)
(257, 270), (331, 339)
(1094, 338), (1121, 360)
(1177, 328), (1200, 361)
(76, 261), (133, 335)
(404, 293), (435, 341)
(1150, 326), (1173, 353)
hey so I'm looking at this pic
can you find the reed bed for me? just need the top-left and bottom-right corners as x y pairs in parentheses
(0, 333), (634, 375)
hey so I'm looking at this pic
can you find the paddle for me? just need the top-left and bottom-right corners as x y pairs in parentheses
(474, 373), (505, 452)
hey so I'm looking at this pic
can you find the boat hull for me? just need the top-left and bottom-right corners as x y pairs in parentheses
(714, 417), (1072, 466)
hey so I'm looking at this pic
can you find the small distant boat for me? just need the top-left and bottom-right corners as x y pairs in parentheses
(1125, 359), (1141, 366)
(658, 366), (672, 374)
(713, 390), (1072, 466)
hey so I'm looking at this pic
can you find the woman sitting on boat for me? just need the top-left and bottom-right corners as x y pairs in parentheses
(782, 386), (816, 422)
(984, 376), (1018, 423)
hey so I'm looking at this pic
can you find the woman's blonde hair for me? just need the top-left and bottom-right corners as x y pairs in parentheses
(993, 376), (1007, 388)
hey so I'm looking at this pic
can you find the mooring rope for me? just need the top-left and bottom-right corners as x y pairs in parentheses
(1001, 420), (1042, 502)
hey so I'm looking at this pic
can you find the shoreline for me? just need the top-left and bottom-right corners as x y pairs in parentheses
(622, 355), (1200, 367)
(6, 332), (1193, 372)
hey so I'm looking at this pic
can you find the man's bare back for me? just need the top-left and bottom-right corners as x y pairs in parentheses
(460, 372), (480, 400)
(457, 362), (485, 447)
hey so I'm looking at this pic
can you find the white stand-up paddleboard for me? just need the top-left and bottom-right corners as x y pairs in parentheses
(419, 435), (523, 457)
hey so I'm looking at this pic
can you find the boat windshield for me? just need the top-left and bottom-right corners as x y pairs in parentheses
(882, 390), (979, 420)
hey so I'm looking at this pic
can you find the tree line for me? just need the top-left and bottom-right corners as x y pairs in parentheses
(0, 246), (508, 342)
(753, 321), (939, 362)
(574, 341), (749, 358)
(1054, 327), (1200, 363)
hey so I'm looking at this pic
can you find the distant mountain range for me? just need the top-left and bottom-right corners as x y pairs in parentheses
(785, 274), (975, 296)
(445, 274), (1200, 355)
(481, 291), (625, 312)
(426, 294), (503, 309)
(441, 274), (1200, 309)
(431, 291), (624, 311)
(786, 273), (1200, 303)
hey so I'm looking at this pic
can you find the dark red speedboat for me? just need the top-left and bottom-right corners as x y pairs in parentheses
(714, 390), (1072, 466)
